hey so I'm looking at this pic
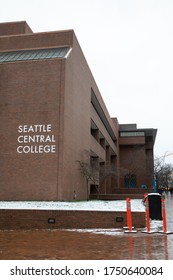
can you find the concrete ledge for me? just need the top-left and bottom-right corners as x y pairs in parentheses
(89, 189), (153, 200)
(90, 194), (145, 200)
(0, 209), (145, 230)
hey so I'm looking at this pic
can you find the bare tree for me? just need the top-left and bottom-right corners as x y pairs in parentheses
(76, 159), (99, 200)
(99, 163), (118, 187)
(154, 156), (173, 191)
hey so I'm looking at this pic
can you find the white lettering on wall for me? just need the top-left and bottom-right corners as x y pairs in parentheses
(17, 124), (56, 154)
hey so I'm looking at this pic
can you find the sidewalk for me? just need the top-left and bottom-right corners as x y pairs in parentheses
(165, 193), (173, 231)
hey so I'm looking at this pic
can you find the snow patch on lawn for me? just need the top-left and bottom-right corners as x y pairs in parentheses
(0, 199), (145, 212)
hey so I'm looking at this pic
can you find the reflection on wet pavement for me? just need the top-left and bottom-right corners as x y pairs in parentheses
(0, 229), (173, 260)
(0, 195), (172, 260)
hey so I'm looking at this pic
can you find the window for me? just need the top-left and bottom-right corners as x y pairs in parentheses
(120, 132), (145, 137)
(124, 174), (136, 188)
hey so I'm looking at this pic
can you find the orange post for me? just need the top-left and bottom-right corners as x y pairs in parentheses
(124, 198), (137, 233)
(162, 197), (167, 233)
(158, 196), (173, 234)
(126, 197), (132, 231)
(145, 197), (151, 233)
(142, 196), (155, 234)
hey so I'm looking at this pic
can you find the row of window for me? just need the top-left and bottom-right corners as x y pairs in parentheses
(91, 89), (117, 143)
(120, 131), (145, 137)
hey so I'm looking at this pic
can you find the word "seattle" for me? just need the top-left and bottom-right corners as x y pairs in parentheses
(18, 124), (52, 133)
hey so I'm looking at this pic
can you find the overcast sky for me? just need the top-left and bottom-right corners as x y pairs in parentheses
(0, 0), (173, 164)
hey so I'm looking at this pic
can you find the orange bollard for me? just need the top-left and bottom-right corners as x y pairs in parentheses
(158, 197), (173, 234)
(124, 198), (137, 233)
(126, 197), (132, 231)
(145, 197), (151, 233)
(141, 196), (156, 234)
(162, 197), (167, 233)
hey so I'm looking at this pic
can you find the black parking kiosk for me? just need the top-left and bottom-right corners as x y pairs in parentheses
(143, 193), (162, 220)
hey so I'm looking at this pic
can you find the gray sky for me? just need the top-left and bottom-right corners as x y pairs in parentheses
(1, 0), (173, 163)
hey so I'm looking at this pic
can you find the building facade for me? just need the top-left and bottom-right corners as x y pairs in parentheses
(0, 21), (157, 201)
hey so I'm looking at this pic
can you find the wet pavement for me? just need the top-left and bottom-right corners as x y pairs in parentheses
(0, 194), (172, 260)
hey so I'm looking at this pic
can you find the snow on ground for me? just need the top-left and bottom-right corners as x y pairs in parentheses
(0, 199), (145, 212)
(0, 199), (170, 235)
(67, 219), (164, 236)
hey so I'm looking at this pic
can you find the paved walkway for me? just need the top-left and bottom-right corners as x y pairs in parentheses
(0, 194), (172, 260)
(165, 193), (173, 230)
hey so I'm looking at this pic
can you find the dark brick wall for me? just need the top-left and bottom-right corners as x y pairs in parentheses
(0, 209), (145, 230)
(119, 145), (151, 188)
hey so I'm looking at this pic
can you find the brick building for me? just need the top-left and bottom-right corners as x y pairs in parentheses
(0, 21), (157, 201)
